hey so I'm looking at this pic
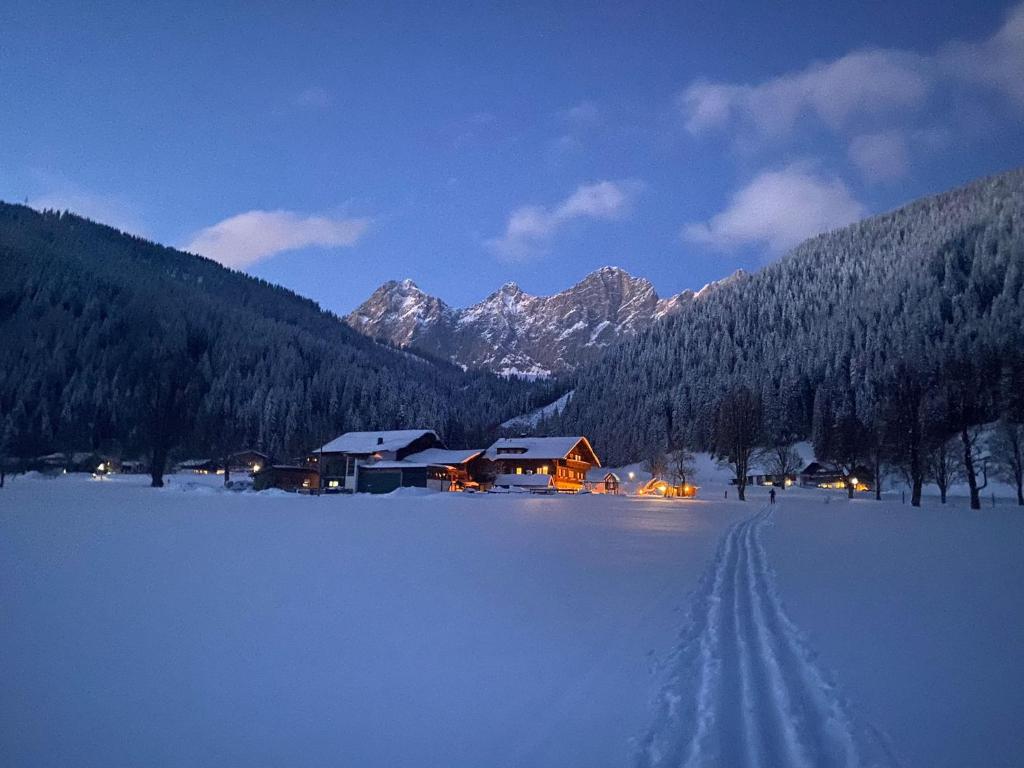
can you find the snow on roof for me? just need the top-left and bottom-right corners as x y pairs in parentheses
(360, 460), (431, 470)
(317, 429), (438, 454)
(404, 448), (483, 466)
(493, 473), (554, 487)
(485, 436), (598, 465)
(586, 468), (619, 482)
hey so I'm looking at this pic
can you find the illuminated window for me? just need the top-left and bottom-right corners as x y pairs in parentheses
(328, 480), (340, 488)
(516, 467), (523, 474)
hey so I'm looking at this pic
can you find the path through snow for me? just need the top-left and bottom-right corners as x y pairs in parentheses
(638, 507), (899, 768)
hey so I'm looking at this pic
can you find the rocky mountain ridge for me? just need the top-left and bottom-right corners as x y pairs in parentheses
(345, 266), (745, 377)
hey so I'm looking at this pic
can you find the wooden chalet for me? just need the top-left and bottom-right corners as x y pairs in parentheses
(744, 472), (796, 488)
(798, 462), (873, 491)
(229, 450), (270, 474)
(484, 436), (600, 493)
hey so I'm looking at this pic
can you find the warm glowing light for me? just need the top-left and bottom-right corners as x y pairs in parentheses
(628, 471), (635, 480)
(850, 477), (858, 485)
(328, 480), (340, 488)
(253, 464), (262, 473)
(97, 462), (106, 472)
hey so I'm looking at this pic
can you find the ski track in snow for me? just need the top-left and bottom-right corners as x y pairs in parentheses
(637, 507), (900, 768)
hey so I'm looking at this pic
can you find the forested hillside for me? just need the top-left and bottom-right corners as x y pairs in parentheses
(552, 168), (1024, 467)
(0, 204), (548, 471)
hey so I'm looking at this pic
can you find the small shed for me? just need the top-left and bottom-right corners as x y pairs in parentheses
(585, 469), (621, 495)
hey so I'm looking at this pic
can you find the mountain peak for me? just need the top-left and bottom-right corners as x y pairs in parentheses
(345, 266), (691, 376)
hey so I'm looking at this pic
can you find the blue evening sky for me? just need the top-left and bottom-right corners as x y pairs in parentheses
(3, 1), (1022, 313)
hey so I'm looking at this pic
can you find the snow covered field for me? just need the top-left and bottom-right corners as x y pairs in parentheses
(2, 473), (1022, 767)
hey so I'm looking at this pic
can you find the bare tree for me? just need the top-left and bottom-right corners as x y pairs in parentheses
(960, 425), (990, 509)
(880, 363), (929, 507)
(136, 326), (211, 487)
(643, 450), (668, 481)
(758, 444), (803, 489)
(0, 417), (10, 489)
(926, 435), (962, 504)
(713, 387), (762, 501)
(669, 447), (697, 487)
(815, 398), (871, 499)
(989, 420), (1023, 506)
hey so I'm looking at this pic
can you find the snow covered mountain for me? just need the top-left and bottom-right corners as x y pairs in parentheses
(346, 266), (743, 377)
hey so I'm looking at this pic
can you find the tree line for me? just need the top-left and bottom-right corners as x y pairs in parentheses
(702, 349), (1024, 508)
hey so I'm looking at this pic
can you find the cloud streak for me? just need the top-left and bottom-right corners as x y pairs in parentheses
(848, 130), (911, 182)
(185, 210), (371, 269)
(683, 165), (866, 254)
(679, 3), (1024, 142)
(487, 180), (641, 260)
(680, 50), (931, 138)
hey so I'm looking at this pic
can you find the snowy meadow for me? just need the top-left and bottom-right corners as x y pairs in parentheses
(2, 473), (1022, 768)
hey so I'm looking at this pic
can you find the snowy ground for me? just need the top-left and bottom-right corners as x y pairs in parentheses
(1, 473), (1021, 767)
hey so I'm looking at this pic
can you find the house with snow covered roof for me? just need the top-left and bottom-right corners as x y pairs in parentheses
(484, 436), (600, 493)
(356, 447), (487, 493)
(313, 429), (444, 492)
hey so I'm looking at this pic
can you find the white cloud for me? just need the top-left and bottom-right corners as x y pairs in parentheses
(680, 2), (1024, 142)
(941, 3), (1024, 106)
(561, 101), (601, 127)
(848, 130), (910, 181)
(30, 191), (147, 236)
(683, 165), (867, 254)
(294, 86), (332, 108)
(680, 50), (930, 138)
(546, 133), (584, 161)
(487, 180), (640, 260)
(185, 210), (371, 269)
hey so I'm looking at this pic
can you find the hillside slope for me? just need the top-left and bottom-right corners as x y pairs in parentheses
(552, 168), (1024, 464)
(0, 204), (544, 460)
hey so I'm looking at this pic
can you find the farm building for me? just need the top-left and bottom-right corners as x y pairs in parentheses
(253, 465), (320, 492)
(356, 448), (486, 494)
(585, 469), (621, 494)
(228, 450), (270, 474)
(310, 430), (489, 494)
(312, 429), (444, 493)
(485, 436), (600, 493)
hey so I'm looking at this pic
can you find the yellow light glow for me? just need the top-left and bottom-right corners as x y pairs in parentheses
(253, 464), (261, 473)
(850, 477), (858, 485)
